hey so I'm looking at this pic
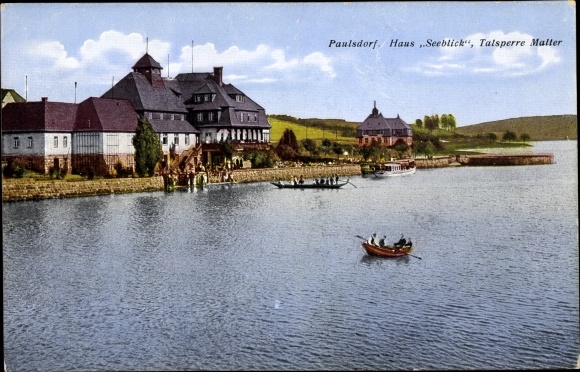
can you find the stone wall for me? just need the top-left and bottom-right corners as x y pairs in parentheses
(214, 164), (362, 183)
(459, 154), (554, 166)
(2, 177), (164, 202)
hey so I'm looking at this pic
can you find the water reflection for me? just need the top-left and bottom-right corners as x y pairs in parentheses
(3, 141), (578, 371)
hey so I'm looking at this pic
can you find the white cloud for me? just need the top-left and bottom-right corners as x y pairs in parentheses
(410, 30), (561, 77)
(23, 30), (335, 92)
(303, 52), (336, 78)
(30, 41), (80, 69)
(266, 49), (300, 70)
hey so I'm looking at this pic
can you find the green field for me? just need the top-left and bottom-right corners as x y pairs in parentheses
(455, 115), (577, 141)
(268, 117), (358, 145)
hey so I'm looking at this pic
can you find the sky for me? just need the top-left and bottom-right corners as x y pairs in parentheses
(1, 2), (576, 126)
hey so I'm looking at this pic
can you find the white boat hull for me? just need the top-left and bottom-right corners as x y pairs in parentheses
(374, 167), (416, 177)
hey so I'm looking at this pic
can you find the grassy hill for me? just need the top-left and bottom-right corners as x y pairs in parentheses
(267, 114), (577, 148)
(268, 115), (359, 145)
(455, 115), (577, 141)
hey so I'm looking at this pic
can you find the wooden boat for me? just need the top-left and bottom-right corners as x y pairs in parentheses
(271, 179), (350, 189)
(374, 161), (416, 177)
(361, 241), (413, 257)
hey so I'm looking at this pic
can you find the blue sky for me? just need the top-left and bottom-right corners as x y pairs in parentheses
(1, 2), (576, 126)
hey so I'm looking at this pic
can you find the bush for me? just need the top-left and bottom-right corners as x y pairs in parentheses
(3, 158), (26, 178)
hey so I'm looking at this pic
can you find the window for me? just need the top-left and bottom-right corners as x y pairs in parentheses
(174, 134), (179, 145)
(197, 112), (203, 122)
(152, 113), (161, 120)
(204, 94), (210, 102)
(27, 137), (33, 148)
(162, 133), (168, 145)
(240, 113), (244, 122)
(13, 137), (19, 148)
(63, 136), (68, 148)
(164, 113), (173, 120)
(185, 134), (190, 146)
(236, 95), (245, 103)
(54, 136), (58, 148)
(208, 112), (215, 122)
(194, 95), (202, 103)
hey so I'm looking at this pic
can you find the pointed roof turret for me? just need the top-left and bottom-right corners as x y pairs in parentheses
(132, 53), (163, 72)
(372, 100), (379, 117)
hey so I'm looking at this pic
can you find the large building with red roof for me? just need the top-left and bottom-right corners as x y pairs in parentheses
(2, 52), (272, 175)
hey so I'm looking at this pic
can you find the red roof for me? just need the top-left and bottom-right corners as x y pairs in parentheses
(1, 99), (77, 132)
(75, 97), (138, 132)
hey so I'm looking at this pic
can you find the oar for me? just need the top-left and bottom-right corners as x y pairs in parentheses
(346, 179), (357, 188)
(406, 237), (421, 259)
(355, 235), (367, 240)
(407, 253), (422, 260)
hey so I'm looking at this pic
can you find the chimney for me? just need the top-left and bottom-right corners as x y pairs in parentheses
(213, 66), (223, 86)
(41, 97), (48, 103)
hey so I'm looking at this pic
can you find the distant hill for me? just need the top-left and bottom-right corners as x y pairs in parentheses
(455, 115), (577, 141)
(268, 114), (359, 144)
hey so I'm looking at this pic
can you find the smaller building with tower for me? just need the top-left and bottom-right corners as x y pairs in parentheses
(356, 101), (413, 148)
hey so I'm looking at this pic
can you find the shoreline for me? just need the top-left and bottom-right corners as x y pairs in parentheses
(1, 154), (554, 202)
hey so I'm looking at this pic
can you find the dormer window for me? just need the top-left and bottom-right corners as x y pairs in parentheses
(236, 95), (245, 103)
(194, 95), (202, 103)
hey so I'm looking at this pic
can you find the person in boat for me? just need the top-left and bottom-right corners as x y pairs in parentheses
(378, 235), (386, 247)
(278, 178), (284, 185)
(293, 176), (299, 185)
(299, 175), (304, 185)
(395, 234), (406, 248)
(368, 233), (377, 246)
(335, 174), (339, 183)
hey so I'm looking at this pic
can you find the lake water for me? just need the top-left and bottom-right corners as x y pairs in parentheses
(3, 140), (578, 371)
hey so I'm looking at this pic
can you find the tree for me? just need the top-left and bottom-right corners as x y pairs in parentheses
(424, 114), (439, 133)
(133, 118), (163, 177)
(487, 132), (498, 144)
(301, 138), (317, 154)
(276, 128), (300, 160)
(332, 142), (343, 159)
(447, 114), (457, 132)
(440, 114), (449, 131)
(414, 118), (423, 128)
(502, 130), (517, 142)
(520, 133), (531, 142)
(321, 138), (333, 156)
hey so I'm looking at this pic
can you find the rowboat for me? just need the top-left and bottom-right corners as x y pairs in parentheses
(374, 160), (416, 177)
(361, 241), (413, 257)
(271, 179), (350, 189)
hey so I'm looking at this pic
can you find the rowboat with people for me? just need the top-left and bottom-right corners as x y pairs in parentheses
(356, 234), (419, 259)
(271, 178), (352, 189)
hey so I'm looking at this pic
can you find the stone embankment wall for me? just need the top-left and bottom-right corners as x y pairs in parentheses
(2, 177), (164, 202)
(414, 154), (554, 168)
(2, 165), (361, 202)
(414, 156), (456, 168)
(213, 164), (361, 183)
(459, 154), (554, 166)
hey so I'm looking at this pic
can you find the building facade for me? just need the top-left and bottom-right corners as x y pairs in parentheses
(356, 102), (413, 148)
(2, 97), (140, 175)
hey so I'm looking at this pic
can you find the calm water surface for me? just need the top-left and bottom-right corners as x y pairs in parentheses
(3, 141), (578, 371)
